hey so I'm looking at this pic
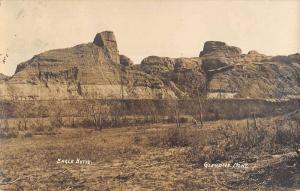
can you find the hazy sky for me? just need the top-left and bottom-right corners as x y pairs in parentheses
(0, 0), (300, 75)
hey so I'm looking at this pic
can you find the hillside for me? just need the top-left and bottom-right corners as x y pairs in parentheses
(0, 31), (299, 100)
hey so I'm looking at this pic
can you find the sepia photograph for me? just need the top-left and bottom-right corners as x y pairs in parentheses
(0, 0), (299, 190)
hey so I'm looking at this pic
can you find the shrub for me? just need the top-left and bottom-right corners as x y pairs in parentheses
(132, 134), (142, 144)
(186, 117), (300, 167)
(186, 144), (229, 166)
(163, 127), (190, 147)
(50, 116), (64, 128)
(147, 127), (199, 148)
(179, 116), (189, 123)
(6, 131), (19, 138)
(34, 125), (45, 132)
(0, 129), (19, 139)
(274, 122), (300, 147)
(24, 132), (33, 138)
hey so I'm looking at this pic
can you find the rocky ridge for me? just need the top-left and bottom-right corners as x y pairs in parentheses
(0, 31), (299, 100)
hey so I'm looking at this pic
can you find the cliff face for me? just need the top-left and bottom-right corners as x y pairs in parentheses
(0, 31), (299, 100)
(200, 42), (300, 99)
(0, 31), (177, 100)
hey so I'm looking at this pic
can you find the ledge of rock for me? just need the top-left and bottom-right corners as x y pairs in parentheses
(201, 58), (229, 72)
(271, 53), (300, 64)
(140, 56), (175, 75)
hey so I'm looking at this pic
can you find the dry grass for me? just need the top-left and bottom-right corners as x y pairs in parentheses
(145, 127), (201, 148)
(0, 115), (299, 190)
(138, 116), (299, 167)
(185, 117), (300, 166)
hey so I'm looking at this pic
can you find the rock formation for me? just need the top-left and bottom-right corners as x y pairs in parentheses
(0, 31), (299, 101)
(200, 41), (242, 57)
(0, 73), (8, 81)
(119, 55), (134, 67)
(93, 31), (119, 64)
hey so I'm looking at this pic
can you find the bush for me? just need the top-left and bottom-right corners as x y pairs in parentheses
(186, 144), (229, 166)
(31, 122), (56, 135)
(6, 131), (19, 138)
(0, 129), (19, 139)
(132, 134), (142, 144)
(50, 116), (64, 128)
(147, 127), (199, 148)
(179, 116), (190, 123)
(80, 118), (94, 128)
(186, 118), (300, 167)
(163, 127), (190, 147)
(274, 125), (299, 147)
(24, 132), (33, 138)
(34, 125), (45, 132)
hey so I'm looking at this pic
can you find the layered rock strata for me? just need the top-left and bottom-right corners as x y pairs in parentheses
(0, 32), (299, 100)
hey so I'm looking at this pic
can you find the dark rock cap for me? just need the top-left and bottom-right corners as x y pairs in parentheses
(93, 31), (117, 47)
(200, 41), (242, 57)
(93, 31), (119, 64)
(248, 50), (259, 55)
(119, 54), (134, 66)
(271, 53), (300, 64)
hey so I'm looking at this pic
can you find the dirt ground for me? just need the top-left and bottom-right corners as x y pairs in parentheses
(0, 119), (299, 190)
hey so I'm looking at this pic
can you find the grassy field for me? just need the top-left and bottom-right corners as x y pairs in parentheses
(0, 115), (299, 190)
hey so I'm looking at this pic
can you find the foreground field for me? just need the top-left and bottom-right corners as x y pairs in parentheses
(0, 116), (299, 190)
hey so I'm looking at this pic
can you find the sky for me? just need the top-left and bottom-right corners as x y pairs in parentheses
(0, 0), (300, 76)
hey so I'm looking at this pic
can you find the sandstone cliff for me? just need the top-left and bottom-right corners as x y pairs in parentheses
(0, 31), (299, 100)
